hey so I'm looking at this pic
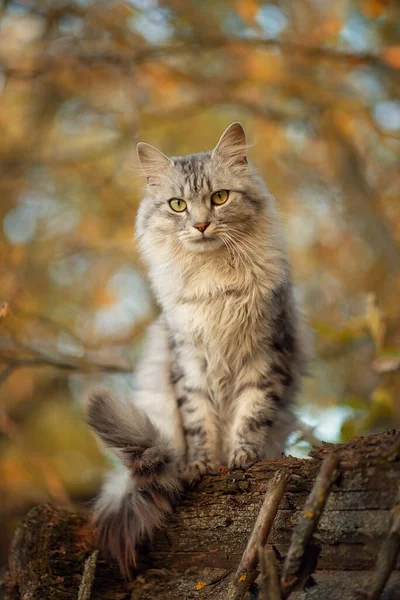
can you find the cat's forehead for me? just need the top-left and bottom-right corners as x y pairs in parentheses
(163, 151), (241, 198)
(172, 152), (213, 194)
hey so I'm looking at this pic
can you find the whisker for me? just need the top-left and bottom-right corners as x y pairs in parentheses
(222, 232), (259, 272)
(220, 233), (248, 271)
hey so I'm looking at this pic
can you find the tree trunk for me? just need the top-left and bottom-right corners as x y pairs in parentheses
(4, 430), (400, 600)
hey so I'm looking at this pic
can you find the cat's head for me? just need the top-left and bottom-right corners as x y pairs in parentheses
(136, 123), (269, 258)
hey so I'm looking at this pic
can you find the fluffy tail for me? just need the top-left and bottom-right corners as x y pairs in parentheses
(86, 389), (181, 577)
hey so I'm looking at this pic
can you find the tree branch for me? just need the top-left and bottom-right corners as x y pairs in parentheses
(280, 453), (340, 597)
(1, 34), (397, 81)
(5, 430), (400, 600)
(227, 470), (291, 599)
(258, 546), (282, 600)
(365, 486), (400, 600)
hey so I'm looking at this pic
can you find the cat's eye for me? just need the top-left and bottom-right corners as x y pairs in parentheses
(211, 190), (229, 205)
(169, 198), (187, 212)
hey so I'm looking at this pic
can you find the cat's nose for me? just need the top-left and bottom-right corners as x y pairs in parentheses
(193, 222), (210, 233)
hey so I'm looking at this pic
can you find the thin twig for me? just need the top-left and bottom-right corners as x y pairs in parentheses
(226, 469), (291, 600)
(0, 324), (134, 374)
(0, 364), (15, 386)
(280, 453), (340, 598)
(78, 550), (98, 600)
(0, 354), (132, 377)
(239, 469), (292, 572)
(258, 545), (282, 600)
(366, 486), (400, 600)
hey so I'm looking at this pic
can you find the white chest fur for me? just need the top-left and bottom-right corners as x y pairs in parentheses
(151, 257), (268, 383)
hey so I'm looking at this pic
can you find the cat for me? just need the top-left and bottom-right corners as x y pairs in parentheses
(86, 122), (308, 577)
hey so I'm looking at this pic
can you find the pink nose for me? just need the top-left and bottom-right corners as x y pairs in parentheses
(194, 222), (210, 233)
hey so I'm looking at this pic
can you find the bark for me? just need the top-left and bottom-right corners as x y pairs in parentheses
(4, 430), (400, 600)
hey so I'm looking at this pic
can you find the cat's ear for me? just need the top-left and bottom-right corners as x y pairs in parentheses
(212, 122), (247, 167)
(137, 142), (173, 181)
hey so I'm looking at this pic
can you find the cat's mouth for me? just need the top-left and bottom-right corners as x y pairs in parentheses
(184, 235), (224, 253)
(191, 236), (215, 243)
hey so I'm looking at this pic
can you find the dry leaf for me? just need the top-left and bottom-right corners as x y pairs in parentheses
(236, 0), (259, 21)
(0, 302), (10, 324)
(381, 46), (400, 69)
(358, 0), (388, 18)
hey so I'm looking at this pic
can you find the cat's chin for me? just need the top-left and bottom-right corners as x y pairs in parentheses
(183, 237), (224, 254)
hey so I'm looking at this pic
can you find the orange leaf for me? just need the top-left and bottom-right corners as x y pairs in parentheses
(0, 302), (10, 323)
(321, 21), (342, 36)
(236, 0), (258, 21)
(96, 289), (117, 307)
(196, 581), (207, 590)
(381, 46), (400, 69)
(359, 0), (387, 18)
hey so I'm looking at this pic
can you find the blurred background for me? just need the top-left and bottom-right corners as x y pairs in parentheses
(0, 0), (399, 572)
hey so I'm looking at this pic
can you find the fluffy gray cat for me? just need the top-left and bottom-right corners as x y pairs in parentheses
(86, 123), (308, 576)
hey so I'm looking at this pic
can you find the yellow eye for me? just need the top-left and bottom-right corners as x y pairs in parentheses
(169, 198), (187, 212)
(211, 190), (229, 205)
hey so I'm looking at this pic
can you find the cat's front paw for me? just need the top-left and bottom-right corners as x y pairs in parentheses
(180, 460), (218, 485)
(229, 445), (260, 470)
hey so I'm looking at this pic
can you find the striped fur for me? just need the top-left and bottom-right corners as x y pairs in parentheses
(86, 123), (309, 576)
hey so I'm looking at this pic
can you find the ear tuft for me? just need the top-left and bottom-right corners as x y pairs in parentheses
(137, 142), (173, 178)
(212, 122), (247, 167)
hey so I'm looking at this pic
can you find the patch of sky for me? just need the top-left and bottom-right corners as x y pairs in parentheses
(240, 26), (259, 39)
(4, 203), (37, 245)
(58, 14), (84, 36)
(340, 13), (374, 52)
(69, 372), (137, 414)
(56, 332), (85, 358)
(299, 184), (333, 219)
(93, 266), (152, 338)
(223, 11), (249, 37)
(298, 404), (355, 443)
(57, 99), (116, 134)
(49, 254), (89, 286)
(374, 100), (400, 132)
(3, 192), (80, 245)
(6, 2), (30, 15)
(128, 7), (172, 44)
(287, 214), (316, 248)
(285, 123), (308, 150)
(348, 68), (384, 103)
(70, 0), (91, 8)
(287, 185), (333, 247)
(43, 208), (80, 240)
(256, 4), (287, 38)
(127, 0), (158, 10)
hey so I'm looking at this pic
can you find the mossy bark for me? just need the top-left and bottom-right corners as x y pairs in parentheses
(5, 430), (400, 600)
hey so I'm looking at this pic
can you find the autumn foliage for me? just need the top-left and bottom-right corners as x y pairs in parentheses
(0, 0), (399, 569)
